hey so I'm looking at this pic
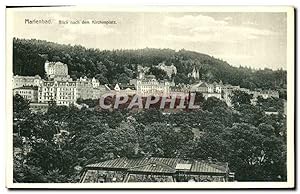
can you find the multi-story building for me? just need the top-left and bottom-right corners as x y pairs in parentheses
(170, 83), (191, 97)
(14, 60), (282, 110)
(12, 75), (41, 89)
(29, 102), (49, 113)
(157, 62), (177, 78)
(13, 61), (107, 107)
(13, 86), (38, 102)
(190, 81), (222, 100)
(38, 80), (77, 106)
(257, 90), (280, 99)
(250, 89), (280, 105)
(135, 75), (171, 97)
(28, 61), (77, 106)
(190, 81), (207, 93)
(91, 77), (100, 88)
(76, 76), (104, 99)
(45, 61), (69, 79)
(76, 77), (95, 99)
(56, 81), (77, 106)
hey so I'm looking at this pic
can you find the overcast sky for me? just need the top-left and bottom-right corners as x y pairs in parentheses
(11, 11), (287, 70)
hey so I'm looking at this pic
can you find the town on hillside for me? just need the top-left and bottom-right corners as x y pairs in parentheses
(8, 6), (293, 187)
(13, 61), (283, 113)
(13, 60), (287, 183)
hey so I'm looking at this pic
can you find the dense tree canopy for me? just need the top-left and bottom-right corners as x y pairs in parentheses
(12, 37), (287, 183)
(13, 91), (287, 183)
(13, 38), (286, 89)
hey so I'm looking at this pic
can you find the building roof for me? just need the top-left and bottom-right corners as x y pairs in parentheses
(176, 163), (192, 170)
(14, 86), (38, 90)
(105, 84), (136, 91)
(47, 61), (67, 67)
(87, 157), (130, 169)
(85, 157), (229, 175)
(120, 84), (136, 90)
(13, 75), (41, 79)
(190, 161), (227, 174)
(128, 161), (176, 174)
(190, 81), (208, 90)
(144, 75), (156, 80)
(199, 82), (209, 88)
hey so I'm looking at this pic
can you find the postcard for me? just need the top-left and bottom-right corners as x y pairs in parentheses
(6, 6), (295, 189)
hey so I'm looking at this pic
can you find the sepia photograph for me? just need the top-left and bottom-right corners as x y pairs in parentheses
(5, 6), (295, 189)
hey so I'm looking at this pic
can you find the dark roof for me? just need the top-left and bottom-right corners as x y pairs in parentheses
(190, 161), (228, 174)
(120, 84), (136, 90)
(86, 157), (228, 174)
(128, 161), (176, 174)
(14, 86), (38, 90)
(144, 75), (156, 79)
(87, 157), (129, 169)
(106, 84), (136, 90)
(199, 82), (208, 87)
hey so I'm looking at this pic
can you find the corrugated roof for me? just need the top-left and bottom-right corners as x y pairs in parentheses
(86, 157), (228, 174)
(128, 162), (176, 174)
(86, 157), (130, 169)
(190, 161), (228, 173)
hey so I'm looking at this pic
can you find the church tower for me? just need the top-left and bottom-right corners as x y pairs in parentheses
(192, 66), (200, 80)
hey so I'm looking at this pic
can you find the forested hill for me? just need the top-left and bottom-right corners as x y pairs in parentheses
(13, 38), (286, 90)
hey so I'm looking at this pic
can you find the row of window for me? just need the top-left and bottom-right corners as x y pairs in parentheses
(38, 95), (75, 100)
(58, 101), (70, 105)
(15, 90), (33, 94)
(18, 95), (34, 99)
(42, 82), (76, 87)
(58, 88), (76, 91)
(58, 92), (75, 96)
(59, 96), (75, 100)
(39, 96), (75, 101)
(139, 86), (168, 89)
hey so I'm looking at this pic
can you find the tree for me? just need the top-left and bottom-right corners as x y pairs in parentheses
(173, 73), (190, 84)
(139, 122), (179, 157)
(147, 66), (169, 80)
(95, 73), (108, 84)
(202, 97), (228, 112)
(256, 96), (284, 113)
(192, 133), (228, 162)
(13, 38), (286, 90)
(117, 73), (130, 84)
(13, 94), (30, 116)
(221, 123), (286, 181)
(237, 104), (264, 126)
(135, 109), (163, 125)
(13, 97), (287, 182)
(231, 90), (253, 108)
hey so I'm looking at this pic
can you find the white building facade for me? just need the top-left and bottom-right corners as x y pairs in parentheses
(135, 75), (171, 97)
(13, 61), (104, 107)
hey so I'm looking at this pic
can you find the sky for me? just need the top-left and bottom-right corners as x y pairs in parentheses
(10, 11), (287, 70)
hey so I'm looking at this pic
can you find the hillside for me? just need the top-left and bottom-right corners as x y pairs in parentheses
(13, 38), (286, 90)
